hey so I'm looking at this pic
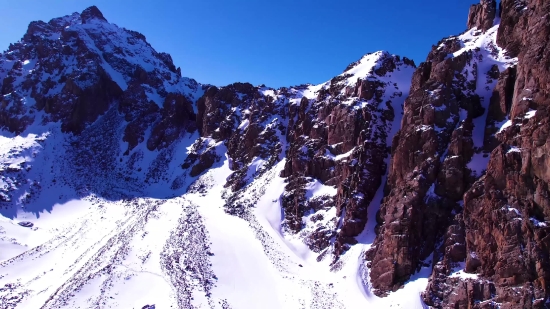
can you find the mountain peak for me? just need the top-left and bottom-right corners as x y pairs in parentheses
(343, 51), (415, 76)
(81, 5), (107, 24)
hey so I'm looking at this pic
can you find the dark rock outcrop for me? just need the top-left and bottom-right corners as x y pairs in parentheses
(189, 52), (415, 260)
(278, 53), (414, 258)
(467, 0), (497, 32)
(400, 0), (550, 307)
(0, 6), (200, 145)
(366, 35), (484, 296)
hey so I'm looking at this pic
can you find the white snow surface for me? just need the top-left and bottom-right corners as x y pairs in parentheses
(0, 135), (430, 308)
(449, 262), (479, 280)
(433, 21), (518, 175)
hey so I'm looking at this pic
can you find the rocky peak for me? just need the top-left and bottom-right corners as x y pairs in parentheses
(1, 4), (202, 133)
(81, 6), (108, 24)
(182, 50), (417, 260)
(467, 0), (497, 32)
(324, 51), (415, 100)
(341, 51), (415, 78)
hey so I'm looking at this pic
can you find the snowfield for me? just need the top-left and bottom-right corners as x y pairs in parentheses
(0, 146), (430, 309)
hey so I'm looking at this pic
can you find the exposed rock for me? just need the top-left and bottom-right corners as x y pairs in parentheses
(467, 0), (497, 32)
(504, 0), (550, 119)
(484, 66), (517, 152)
(366, 41), (483, 295)
(420, 0), (550, 307)
(278, 52), (414, 258)
(496, 0), (528, 57)
(191, 52), (415, 260)
(81, 6), (108, 23)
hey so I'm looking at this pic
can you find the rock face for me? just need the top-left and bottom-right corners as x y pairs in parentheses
(452, 0), (550, 307)
(187, 52), (416, 259)
(363, 0), (550, 307)
(0, 6), (203, 202)
(278, 53), (415, 257)
(467, 0), (497, 32)
(0, 7), (201, 140)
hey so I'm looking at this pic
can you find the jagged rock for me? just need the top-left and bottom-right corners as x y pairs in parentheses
(467, 0), (497, 32)
(366, 0), (516, 296)
(420, 0), (550, 307)
(484, 66), (517, 152)
(496, 0), (528, 57)
(0, 4), (200, 140)
(190, 52), (415, 259)
(278, 52), (414, 257)
(81, 5), (108, 23)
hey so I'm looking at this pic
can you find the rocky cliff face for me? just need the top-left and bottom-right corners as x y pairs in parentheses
(0, 2), (549, 308)
(363, 0), (550, 307)
(186, 51), (416, 261)
(366, 1), (514, 294)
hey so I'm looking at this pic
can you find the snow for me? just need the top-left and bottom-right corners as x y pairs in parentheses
(1, 197), (164, 308)
(468, 152), (490, 176)
(498, 118), (513, 133)
(502, 205), (521, 216)
(498, 109), (537, 134)
(143, 85), (163, 105)
(449, 262), (479, 280)
(344, 51), (386, 82)
(454, 24), (515, 149)
(102, 60), (128, 90)
(530, 217), (547, 228)
(187, 161), (286, 309)
(304, 178), (337, 199)
(525, 109), (537, 119)
(324, 148), (354, 161)
(237, 118), (250, 131)
(245, 157), (267, 182)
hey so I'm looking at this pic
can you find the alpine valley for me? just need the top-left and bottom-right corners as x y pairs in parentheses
(1, 1), (549, 308)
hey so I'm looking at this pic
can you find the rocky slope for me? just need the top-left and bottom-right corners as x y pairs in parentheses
(0, 1), (549, 308)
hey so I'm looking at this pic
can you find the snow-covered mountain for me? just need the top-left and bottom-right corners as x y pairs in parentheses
(1, 1), (550, 308)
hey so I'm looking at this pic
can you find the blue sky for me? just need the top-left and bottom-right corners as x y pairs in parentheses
(1, 0), (480, 87)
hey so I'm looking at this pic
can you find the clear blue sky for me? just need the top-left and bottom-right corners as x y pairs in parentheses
(0, 0), (480, 87)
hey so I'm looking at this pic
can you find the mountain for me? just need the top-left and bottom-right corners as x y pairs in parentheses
(0, 0), (549, 308)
